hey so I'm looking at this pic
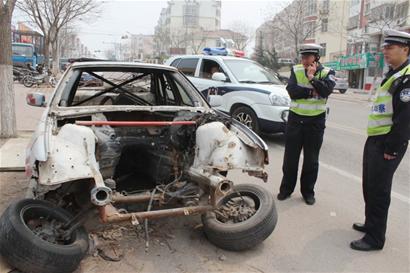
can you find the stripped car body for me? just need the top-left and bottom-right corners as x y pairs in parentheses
(25, 62), (269, 199)
(0, 61), (277, 273)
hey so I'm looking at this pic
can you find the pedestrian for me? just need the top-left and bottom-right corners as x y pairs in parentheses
(277, 43), (336, 205)
(351, 30), (410, 251)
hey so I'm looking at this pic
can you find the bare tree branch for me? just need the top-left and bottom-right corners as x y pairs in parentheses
(17, 0), (99, 74)
(227, 20), (253, 51)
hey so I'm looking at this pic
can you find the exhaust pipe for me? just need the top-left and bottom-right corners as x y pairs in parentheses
(91, 186), (112, 206)
(186, 167), (233, 193)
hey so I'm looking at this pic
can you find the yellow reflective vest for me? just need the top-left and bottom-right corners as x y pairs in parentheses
(367, 64), (410, 136)
(290, 64), (331, 116)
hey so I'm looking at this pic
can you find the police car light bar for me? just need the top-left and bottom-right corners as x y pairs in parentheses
(202, 47), (245, 57)
(202, 47), (228, 56)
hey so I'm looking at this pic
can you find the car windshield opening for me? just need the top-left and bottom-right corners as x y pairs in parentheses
(59, 68), (201, 107)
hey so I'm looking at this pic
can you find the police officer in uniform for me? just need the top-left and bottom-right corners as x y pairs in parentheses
(351, 30), (410, 251)
(277, 44), (336, 205)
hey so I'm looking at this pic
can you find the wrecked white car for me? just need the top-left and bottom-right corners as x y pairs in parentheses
(0, 61), (277, 273)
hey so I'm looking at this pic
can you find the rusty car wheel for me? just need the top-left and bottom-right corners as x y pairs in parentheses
(0, 199), (89, 273)
(201, 184), (277, 251)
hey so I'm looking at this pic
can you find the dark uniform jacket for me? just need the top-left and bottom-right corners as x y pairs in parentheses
(382, 59), (410, 156)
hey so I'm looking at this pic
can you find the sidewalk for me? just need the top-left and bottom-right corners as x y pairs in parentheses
(0, 131), (32, 171)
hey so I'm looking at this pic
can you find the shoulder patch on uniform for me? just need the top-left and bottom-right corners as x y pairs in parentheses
(400, 88), (410, 102)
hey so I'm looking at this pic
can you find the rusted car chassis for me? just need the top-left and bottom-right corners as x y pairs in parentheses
(0, 62), (277, 273)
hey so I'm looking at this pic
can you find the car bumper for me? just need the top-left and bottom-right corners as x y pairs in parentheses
(259, 118), (287, 133)
(253, 104), (288, 133)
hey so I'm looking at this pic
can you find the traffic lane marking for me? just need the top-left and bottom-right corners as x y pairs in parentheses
(267, 143), (410, 205)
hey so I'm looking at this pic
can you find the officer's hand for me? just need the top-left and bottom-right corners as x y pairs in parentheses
(312, 90), (319, 97)
(384, 153), (396, 160)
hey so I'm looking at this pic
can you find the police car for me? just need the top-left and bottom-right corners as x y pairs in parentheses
(165, 50), (290, 134)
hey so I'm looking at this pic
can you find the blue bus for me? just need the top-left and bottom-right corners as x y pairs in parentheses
(12, 43), (38, 67)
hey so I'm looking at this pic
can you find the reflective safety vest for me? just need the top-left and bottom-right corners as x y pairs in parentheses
(290, 64), (331, 116)
(367, 64), (410, 136)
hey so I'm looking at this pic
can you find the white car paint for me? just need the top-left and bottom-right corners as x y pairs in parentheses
(25, 61), (269, 198)
(165, 55), (290, 133)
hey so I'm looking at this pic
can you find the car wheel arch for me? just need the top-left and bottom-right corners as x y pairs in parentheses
(230, 103), (257, 116)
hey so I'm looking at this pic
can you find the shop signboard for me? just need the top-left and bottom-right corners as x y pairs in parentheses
(339, 53), (368, 70)
(323, 53), (385, 71)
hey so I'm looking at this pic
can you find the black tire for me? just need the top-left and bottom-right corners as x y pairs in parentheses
(0, 199), (89, 273)
(202, 184), (277, 251)
(339, 89), (347, 94)
(231, 106), (260, 135)
(22, 75), (34, 87)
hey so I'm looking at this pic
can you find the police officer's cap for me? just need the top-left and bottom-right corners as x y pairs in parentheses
(299, 43), (323, 55)
(382, 30), (410, 47)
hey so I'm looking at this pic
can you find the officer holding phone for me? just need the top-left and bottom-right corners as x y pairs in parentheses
(277, 44), (336, 205)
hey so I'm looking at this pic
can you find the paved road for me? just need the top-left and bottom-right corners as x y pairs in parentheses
(1, 86), (409, 273)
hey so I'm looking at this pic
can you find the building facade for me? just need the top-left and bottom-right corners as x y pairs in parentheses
(344, 0), (410, 89)
(154, 0), (222, 56)
(255, 0), (349, 66)
(121, 34), (155, 62)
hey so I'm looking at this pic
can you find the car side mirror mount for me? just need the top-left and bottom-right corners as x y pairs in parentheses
(26, 92), (47, 107)
(211, 72), (227, 82)
(208, 95), (223, 107)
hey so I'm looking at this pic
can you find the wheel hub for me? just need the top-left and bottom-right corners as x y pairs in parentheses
(216, 196), (256, 223)
(235, 113), (253, 129)
(27, 217), (66, 244)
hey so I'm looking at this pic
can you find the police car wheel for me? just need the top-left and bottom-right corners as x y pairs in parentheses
(339, 89), (347, 94)
(232, 106), (260, 134)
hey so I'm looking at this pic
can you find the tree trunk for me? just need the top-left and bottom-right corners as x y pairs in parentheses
(44, 35), (50, 68)
(0, 6), (17, 138)
(51, 38), (60, 76)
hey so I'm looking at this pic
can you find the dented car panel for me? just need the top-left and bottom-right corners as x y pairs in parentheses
(193, 121), (265, 171)
(37, 124), (98, 185)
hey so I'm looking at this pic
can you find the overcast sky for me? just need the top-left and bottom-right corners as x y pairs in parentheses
(13, 0), (286, 57)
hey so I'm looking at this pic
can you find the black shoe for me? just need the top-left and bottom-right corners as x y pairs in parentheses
(350, 238), (383, 251)
(303, 196), (315, 205)
(352, 223), (367, 233)
(277, 192), (291, 201)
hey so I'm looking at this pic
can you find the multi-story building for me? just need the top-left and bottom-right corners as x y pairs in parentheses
(122, 34), (155, 62)
(154, 0), (222, 56)
(344, 0), (410, 89)
(255, 0), (349, 65)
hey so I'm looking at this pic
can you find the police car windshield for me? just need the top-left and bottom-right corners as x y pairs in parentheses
(224, 59), (282, 85)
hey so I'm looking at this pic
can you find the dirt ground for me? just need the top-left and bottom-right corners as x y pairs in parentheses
(0, 172), (240, 273)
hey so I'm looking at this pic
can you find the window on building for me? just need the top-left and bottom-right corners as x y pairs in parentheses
(321, 0), (329, 12)
(385, 4), (394, 19)
(364, 1), (370, 15)
(306, 0), (317, 16)
(320, 43), (326, 56)
(183, 3), (199, 27)
(321, 18), (328, 32)
(304, 21), (316, 38)
(347, 15), (359, 29)
(176, 58), (198, 76)
(395, 1), (409, 19)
